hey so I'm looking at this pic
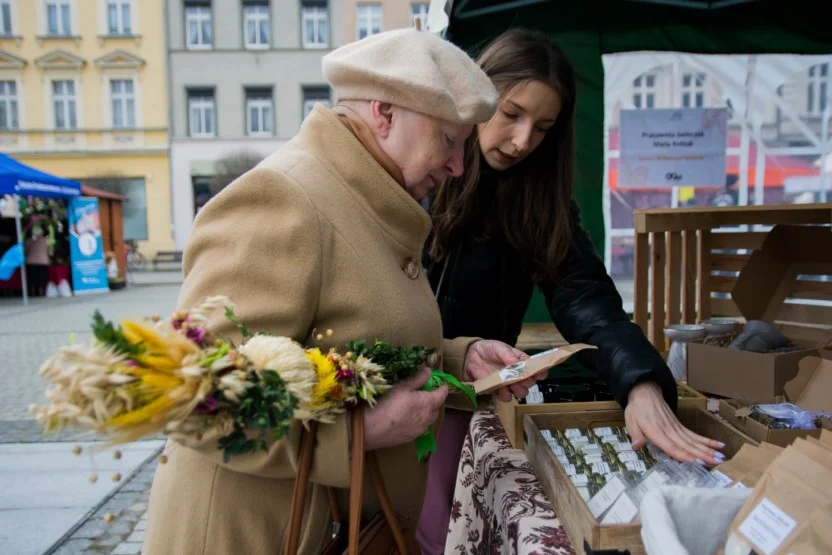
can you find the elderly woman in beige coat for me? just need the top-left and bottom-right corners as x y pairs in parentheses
(143, 29), (540, 554)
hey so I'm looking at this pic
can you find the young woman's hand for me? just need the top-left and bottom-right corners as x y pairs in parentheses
(625, 382), (725, 465)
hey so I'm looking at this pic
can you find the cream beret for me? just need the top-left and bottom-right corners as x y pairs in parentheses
(322, 29), (498, 125)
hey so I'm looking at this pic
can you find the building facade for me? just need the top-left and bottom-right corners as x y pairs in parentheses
(340, 0), (427, 41)
(0, 0), (174, 256)
(167, 0), (349, 248)
(610, 60), (832, 148)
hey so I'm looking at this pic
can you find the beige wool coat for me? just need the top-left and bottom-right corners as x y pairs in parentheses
(142, 106), (476, 555)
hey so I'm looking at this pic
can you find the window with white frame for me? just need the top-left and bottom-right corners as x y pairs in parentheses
(110, 79), (135, 129)
(632, 74), (656, 109)
(45, 0), (72, 36)
(245, 88), (273, 136)
(188, 89), (215, 138)
(356, 4), (381, 40)
(410, 3), (428, 29)
(244, 3), (270, 49)
(1, 0), (12, 36)
(302, 1), (328, 48)
(185, 4), (212, 49)
(107, 0), (132, 35)
(52, 80), (77, 130)
(0, 81), (18, 130)
(807, 63), (829, 116)
(302, 86), (331, 119)
(682, 72), (706, 108)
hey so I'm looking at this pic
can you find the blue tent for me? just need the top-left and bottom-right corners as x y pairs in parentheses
(0, 153), (81, 305)
(0, 153), (81, 199)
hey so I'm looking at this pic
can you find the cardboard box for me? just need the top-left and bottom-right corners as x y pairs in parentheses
(719, 350), (832, 447)
(688, 225), (832, 399)
(523, 408), (758, 555)
(497, 382), (706, 448)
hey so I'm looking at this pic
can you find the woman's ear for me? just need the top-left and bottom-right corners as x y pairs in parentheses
(368, 100), (395, 138)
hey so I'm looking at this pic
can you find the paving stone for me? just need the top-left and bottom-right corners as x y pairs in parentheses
(125, 502), (148, 514)
(93, 532), (128, 548)
(72, 518), (112, 539)
(126, 529), (145, 543)
(51, 538), (95, 555)
(110, 541), (143, 555)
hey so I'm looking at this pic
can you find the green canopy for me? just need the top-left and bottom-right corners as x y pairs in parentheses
(444, 0), (832, 321)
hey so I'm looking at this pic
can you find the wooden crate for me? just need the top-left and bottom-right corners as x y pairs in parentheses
(497, 382), (706, 448)
(631, 204), (832, 351)
(523, 408), (758, 555)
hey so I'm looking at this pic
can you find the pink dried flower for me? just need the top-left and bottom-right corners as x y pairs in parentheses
(186, 327), (207, 345)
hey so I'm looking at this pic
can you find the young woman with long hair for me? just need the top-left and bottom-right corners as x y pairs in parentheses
(417, 29), (724, 553)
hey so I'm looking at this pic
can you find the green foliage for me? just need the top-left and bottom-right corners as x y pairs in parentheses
(424, 370), (477, 407)
(346, 339), (434, 383)
(90, 311), (145, 357)
(224, 307), (253, 339)
(217, 370), (298, 463)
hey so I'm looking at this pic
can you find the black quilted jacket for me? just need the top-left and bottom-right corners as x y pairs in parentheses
(423, 178), (677, 411)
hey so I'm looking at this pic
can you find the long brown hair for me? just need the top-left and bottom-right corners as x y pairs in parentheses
(429, 29), (577, 286)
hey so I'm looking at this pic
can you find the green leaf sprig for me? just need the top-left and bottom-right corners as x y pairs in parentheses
(217, 370), (299, 462)
(91, 311), (145, 357)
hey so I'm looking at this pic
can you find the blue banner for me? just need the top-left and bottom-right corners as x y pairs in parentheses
(68, 197), (110, 295)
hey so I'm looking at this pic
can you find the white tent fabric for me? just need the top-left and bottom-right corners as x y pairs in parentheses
(426, 0), (452, 36)
(602, 52), (832, 275)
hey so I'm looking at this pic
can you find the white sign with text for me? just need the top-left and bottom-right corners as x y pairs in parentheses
(619, 108), (728, 187)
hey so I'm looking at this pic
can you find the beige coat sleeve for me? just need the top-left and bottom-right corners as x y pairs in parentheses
(175, 167), (352, 488)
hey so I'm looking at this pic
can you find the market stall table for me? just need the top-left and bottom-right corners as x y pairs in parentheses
(446, 408), (576, 555)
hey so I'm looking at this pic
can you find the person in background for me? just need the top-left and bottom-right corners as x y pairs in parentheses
(24, 223), (50, 297)
(711, 174), (739, 206)
(417, 28), (725, 554)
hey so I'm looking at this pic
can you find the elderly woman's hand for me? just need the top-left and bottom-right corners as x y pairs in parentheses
(625, 382), (726, 465)
(364, 367), (448, 451)
(464, 340), (543, 403)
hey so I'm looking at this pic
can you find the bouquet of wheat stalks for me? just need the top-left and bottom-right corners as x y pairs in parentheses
(31, 295), (474, 462)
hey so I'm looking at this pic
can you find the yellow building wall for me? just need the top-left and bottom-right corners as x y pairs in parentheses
(1, 0), (169, 131)
(0, 0), (173, 257)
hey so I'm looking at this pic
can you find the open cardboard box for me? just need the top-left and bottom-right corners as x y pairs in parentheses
(719, 350), (832, 447)
(523, 408), (758, 555)
(687, 225), (832, 399)
(497, 381), (706, 448)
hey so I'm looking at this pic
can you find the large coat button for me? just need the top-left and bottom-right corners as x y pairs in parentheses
(403, 257), (420, 280)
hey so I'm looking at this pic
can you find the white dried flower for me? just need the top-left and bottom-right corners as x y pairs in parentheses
(239, 336), (316, 404)
(188, 296), (234, 326)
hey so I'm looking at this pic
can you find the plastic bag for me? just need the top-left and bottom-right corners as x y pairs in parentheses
(0, 243), (24, 281)
(756, 403), (820, 430)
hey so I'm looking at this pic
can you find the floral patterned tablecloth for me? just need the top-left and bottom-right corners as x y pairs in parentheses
(445, 409), (576, 555)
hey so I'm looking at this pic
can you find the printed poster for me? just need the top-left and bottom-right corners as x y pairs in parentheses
(619, 108), (728, 187)
(68, 197), (110, 295)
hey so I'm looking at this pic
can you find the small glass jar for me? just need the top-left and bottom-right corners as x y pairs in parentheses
(663, 324), (707, 381)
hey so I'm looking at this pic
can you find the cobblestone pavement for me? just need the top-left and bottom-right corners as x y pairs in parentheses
(0, 283), (181, 427)
(1, 280), (179, 553)
(46, 451), (161, 555)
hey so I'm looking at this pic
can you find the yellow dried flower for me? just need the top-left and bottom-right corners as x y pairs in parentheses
(305, 348), (339, 408)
